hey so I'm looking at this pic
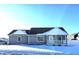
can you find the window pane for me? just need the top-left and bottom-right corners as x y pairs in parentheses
(18, 37), (21, 42)
(58, 36), (61, 40)
(38, 36), (44, 41)
(62, 35), (65, 40)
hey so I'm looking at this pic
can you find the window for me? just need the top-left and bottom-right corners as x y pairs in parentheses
(37, 36), (44, 42)
(58, 36), (61, 40)
(17, 36), (22, 42)
(62, 35), (65, 40)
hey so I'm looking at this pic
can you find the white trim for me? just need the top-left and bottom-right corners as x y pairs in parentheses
(10, 34), (27, 36)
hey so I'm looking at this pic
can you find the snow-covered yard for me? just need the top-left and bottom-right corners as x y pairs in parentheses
(0, 40), (79, 55)
(0, 45), (63, 55)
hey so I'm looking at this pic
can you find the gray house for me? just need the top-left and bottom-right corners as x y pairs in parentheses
(8, 27), (68, 46)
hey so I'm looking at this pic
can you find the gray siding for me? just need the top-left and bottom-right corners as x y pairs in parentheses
(9, 34), (28, 45)
(28, 35), (46, 45)
(9, 34), (67, 45)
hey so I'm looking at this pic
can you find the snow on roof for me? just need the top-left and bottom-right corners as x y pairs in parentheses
(12, 30), (27, 34)
(38, 27), (68, 35)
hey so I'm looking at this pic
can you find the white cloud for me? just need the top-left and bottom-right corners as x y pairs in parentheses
(0, 12), (31, 38)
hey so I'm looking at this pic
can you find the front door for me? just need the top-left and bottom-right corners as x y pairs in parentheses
(47, 36), (54, 45)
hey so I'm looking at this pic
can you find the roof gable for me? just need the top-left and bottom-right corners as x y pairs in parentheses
(8, 30), (29, 35)
(8, 30), (17, 35)
(38, 27), (68, 35)
(12, 30), (26, 34)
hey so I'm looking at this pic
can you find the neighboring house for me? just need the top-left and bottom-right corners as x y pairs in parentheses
(67, 32), (79, 40)
(74, 32), (79, 40)
(8, 27), (68, 46)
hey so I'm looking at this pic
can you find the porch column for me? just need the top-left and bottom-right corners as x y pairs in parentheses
(65, 35), (67, 46)
(45, 35), (47, 44)
(47, 35), (48, 44)
(61, 35), (62, 45)
(54, 35), (56, 45)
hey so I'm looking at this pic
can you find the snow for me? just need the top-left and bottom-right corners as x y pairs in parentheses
(0, 45), (63, 55)
(0, 40), (79, 55)
(38, 27), (67, 35)
(13, 30), (26, 34)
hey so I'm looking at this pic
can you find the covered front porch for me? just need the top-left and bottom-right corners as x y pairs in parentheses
(37, 27), (68, 46)
(46, 35), (67, 46)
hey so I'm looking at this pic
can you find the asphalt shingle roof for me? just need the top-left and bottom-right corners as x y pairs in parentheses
(8, 27), (68, 35)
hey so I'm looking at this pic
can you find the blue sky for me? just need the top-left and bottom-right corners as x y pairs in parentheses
(0, 4), (79, 37)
